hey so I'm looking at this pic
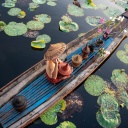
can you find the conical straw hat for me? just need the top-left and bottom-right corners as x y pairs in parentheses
(44, 42), (66, 60)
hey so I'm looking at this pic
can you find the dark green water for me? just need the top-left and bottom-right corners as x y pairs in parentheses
(0, 0), (128, 127)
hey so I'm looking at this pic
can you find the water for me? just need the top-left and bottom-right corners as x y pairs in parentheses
(0, 0), (128, 127)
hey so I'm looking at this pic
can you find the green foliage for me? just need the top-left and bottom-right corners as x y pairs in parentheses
(59, 21), (79, 32)
(96, 110), (121, 128)
(47, 1), (56, 6)
(84, 75), (107, 96)
(2, 0), (16, 8)
(115, 0), (128, 10)
(36, 34), (51, 43)
(56, 121), (76, 128)
(85, 16), (103, 26)
(103, 7), (122, 18)
(27, 20), (44, 30)
(8, 8), (21, 16)
(32, 0), (46, 4)
(34, 14), (51, 23)
(67, 4), (84, 17)
(31, 40), (46, 49)
(97, 93), (119, 111)
(4, 22), (27, 36)
(0, 21), (6, 31)
(28, 2), (39, 11)
(111, 69), (128, 88)
(40, 100), (66, 125)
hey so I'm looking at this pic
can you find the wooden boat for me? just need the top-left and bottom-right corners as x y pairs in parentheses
(0, 12), (128, 128)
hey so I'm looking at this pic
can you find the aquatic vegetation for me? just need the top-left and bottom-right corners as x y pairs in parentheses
(47, 1), (56, 6)
(0, 21), (6, 31)
(96, 4), (107, 10)
(40, 99), (66, 125)
(33, 14), (51, 24)
(17, 0), (30, 6)
(116, 44), (128, 64)
(2, 0), (16, 8)
(97, 93), (119, 111)
(31, 40), (46, 49)
(111, 69), (128, 88)
(17, 11), (26, 18)
(4, 22), (27, 36)
(32, 0), (46, 4)
(85, 16), (104, 26)
(23, 30), (39, 38)
(67, 4), (84, 17)
(36, 34), (51, 43)
(58, 92), (83, 120)
(81, 0), (96, 9)
(103, 7), (122, 18)
(59, 14), (79, 32)
(28, 2), (39, 11)
(56, 121), (76, 128)
(115, 0), (128, 10)
(84, 75), (107, 96)
(96, 110), (121, 128)
(27, 20), (44, 30)
(78, 33), (86, 37)
(8, 8), (21, 16)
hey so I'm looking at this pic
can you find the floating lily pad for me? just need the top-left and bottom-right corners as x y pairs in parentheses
(84, 75), (107, 96)
(59, 21), (79, 32)
(81, 3), (97, 9)
(103, 7), (122, 18)
(124, 44), (128, 53)
(96, 4), (107, 10)
(32, 0), (46, 4)
(8, 8), (21, 16)
(0, 21), (6, 31)
(40, 100), (66, 125)
(56, 121), (76, 128)
(111, 69), (128, 88)
(4, 22), (27, 36)
(85, 16), (103, 26)
(23, 30), (39, 38)
(31, 40), (45, 48)
(34, 14), (51, 23)
(47, 1), (56, 6)
(28, 2), (39, 11)
(97, 93), (119, 111)
(2, 0), (16, 8)
(27, 20), (44, 30)
(115, 0), (128, 10)
(96, 110), (121, 128)
(78, 33), (86, 37)
(17, 11), (26, 18)
(36, 34), (51, 43)
(67, 4), (84, 17)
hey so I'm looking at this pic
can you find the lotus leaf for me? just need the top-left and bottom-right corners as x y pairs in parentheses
(84, 75), (107, 96)
(4, 22), (27, 36)
(103, 7), (122, 18)
(36, 34), (51, 43)
(59, 21), (79, 32)
(2, 0), (16, 8)
(34, 14), (51, 23)
(61, 14), (72, 24)
(32, 0), (46, 4)
(97, 93), (119, 111)
(8, 8), (21, 16)
(47, 1), (56, 6)
(81, 3), (97, 9)
(116, 88), (128, 109)
(17, 11), (26, 18)
(56, 121), (76, 128)
(27, 21), (44, 30)
(40, 100), (66, 125)
(111, 69), (128, 88)
(96, 110), (121, 128)
(96, 4), (107, 10)
(31, 40), (46, 49)
(85, 16), (103, 26)
(115, 0), (128, 9)
(28, 3), (39, 11)
(78, 33), (86, 37)
(0, 21), (6, 31)
(67, 4), (84, 17)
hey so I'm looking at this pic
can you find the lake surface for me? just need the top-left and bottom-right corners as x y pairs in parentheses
(0, 0), (128, 127)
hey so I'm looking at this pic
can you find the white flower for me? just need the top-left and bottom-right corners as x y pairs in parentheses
(123, 29), (127, 33)
(105, 51), (110, 55)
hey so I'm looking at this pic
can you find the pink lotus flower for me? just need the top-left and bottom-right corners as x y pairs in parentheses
(99, 18), (105, 24)
(98, 28), (102, 33)
(106, 28), (110, 34)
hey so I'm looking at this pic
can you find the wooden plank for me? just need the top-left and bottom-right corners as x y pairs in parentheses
(9, 29), (128, 128)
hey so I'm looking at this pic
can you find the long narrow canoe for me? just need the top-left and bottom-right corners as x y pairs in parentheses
(0, 13), (128, 128)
